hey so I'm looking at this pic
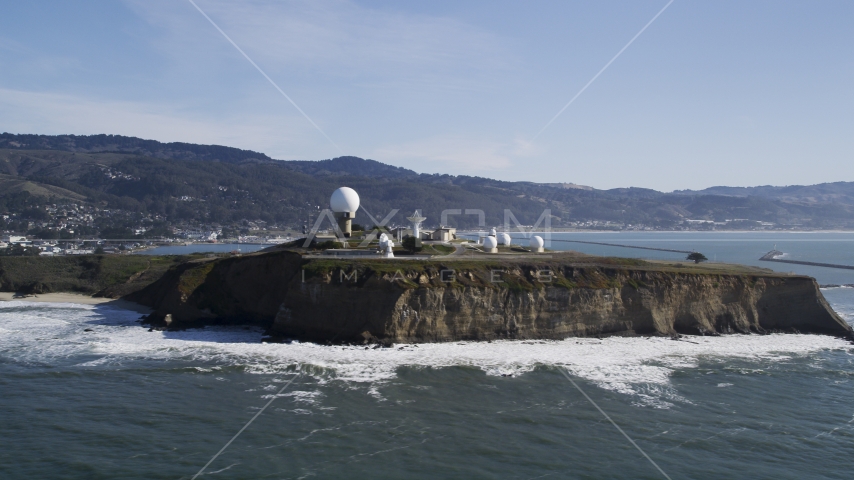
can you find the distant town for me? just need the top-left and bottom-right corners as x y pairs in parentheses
(2, 135), (853, 257)
(0, 197), (831, 257)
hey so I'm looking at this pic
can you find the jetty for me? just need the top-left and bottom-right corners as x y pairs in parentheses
(459, 234), (694, 254)
(759, 250), (854, 271)
(546, 239), (694, 254)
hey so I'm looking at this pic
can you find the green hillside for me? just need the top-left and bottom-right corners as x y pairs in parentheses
(1, 133), (854, 232)
(0, 173), (86, 202)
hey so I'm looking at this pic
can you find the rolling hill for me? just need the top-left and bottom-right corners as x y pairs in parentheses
(1, 132), (853, 231)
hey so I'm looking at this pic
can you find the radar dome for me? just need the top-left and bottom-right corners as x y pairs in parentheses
(529, 236), (544, 249)
(330, 187), (360, 213)
(499, 233), (511, 245)
(483, 236), (498, 249)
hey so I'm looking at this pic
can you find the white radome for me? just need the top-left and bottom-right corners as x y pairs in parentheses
(483, 236), (498, 249)
(330, 187), (360, 213)
(499, 233), (511, 245)
(529, 236), (545, 249)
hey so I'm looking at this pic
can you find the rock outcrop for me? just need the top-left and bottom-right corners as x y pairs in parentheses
(128, 251), (853, 343)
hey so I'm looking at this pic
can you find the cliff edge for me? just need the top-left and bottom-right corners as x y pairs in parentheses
(127, 251), (853, 343)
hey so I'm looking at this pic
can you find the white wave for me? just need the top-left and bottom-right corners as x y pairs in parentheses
(820, 289), (854, 325)
(280, 390), (323, 404)
(1, 300), (851, 408)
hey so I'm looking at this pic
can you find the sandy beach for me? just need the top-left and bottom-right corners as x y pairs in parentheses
(0, 292), (151, 313)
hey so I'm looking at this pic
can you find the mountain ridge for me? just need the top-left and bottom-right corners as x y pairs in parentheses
(4, 132), (853, 198)
(1, 133), (853, 232)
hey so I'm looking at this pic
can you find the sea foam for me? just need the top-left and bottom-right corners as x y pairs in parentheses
(1, 300), (851, 408)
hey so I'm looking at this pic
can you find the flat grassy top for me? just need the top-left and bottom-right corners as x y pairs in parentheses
(0, 251), (799, 299)
(298, 250), (798, 292)
(642, 259), (780, 275)
(0, 255), (186, 296)
(299, 251), (794, 278)
(419, 244), (455, 255)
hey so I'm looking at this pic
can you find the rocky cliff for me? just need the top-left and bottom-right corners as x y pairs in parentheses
(128, 251), (853, 343)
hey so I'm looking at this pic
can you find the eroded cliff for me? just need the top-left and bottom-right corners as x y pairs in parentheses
(129, 251), (853, 343)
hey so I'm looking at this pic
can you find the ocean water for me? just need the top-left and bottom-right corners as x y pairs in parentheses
(516, 231), (854, 285)
(2, 232), (854, 479)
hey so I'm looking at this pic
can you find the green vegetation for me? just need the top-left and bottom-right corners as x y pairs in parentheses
(291, 250), (794, 292)
(0, 255), (182, 296)
(0, 245), (41, 256)
(401, 236), (422, 253)
(311, 240), (338, 250)
(0, 249), (797, 302)
(3, 133), (853, 233)
(687, 252), (709, 264)
(0, 173), (85, 203)
(177, 260), (217, 297)
(0, 148), (555, 231)
(420, 244), (454, 255)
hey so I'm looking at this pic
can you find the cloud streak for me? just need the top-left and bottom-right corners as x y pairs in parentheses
(0, 87), (314, 158)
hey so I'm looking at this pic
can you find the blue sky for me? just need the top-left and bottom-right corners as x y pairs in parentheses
(1, 0), (851, 191)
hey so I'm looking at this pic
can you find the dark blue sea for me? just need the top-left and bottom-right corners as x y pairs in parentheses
(2, 232), (853, 479)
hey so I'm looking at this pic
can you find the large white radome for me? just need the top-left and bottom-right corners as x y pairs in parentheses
(529, 236), (544, 249)
(330, 187), (360, 213)
(483, 236), (498, 249)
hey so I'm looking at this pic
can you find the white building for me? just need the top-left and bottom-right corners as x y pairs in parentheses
(2, 236), (28, 244)
(431, 226), (457, 242)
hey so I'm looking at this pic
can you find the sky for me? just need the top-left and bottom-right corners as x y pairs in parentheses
(0, 0), (852, 191)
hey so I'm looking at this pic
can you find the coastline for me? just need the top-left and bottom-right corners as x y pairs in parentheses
(0, 292), (151, 313)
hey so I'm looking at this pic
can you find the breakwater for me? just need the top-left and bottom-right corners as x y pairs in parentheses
(460, 234), (694, 254)
(760, 250), (854, 271)
(545, 239), (693, 254)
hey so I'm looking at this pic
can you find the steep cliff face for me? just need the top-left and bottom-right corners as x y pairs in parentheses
(274, 267), (852, 342)
(129, 251), (852, 342)
(127, 251), (304, 325)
